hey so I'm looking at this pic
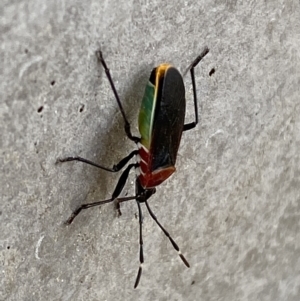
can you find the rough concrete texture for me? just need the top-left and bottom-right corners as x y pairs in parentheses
(1, 0), (300, 300)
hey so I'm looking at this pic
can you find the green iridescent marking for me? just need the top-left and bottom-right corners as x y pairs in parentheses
(138, 81), (156, 149)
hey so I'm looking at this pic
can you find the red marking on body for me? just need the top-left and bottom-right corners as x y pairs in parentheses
(138, 146), (176, 189)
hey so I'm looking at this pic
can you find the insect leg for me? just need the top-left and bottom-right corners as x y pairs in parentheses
(145, 200), (190, 268)
(183, 46), (209, 132)
(134, 200), (144, 289)
(65, 163), (137, 224)
(110, 163), (138, 216)
(56, 150), (138, 172)
(96, 50), (140, 143)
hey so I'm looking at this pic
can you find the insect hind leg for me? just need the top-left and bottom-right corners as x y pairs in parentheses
(96, 50), (140, 143)
(183, 46), (209, 132)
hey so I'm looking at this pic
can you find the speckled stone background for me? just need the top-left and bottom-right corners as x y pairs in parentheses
(1, 1), (300, 300)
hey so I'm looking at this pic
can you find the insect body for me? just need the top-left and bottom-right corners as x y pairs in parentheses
(58, 47), (209, 288)
(138, 64), (186, 188)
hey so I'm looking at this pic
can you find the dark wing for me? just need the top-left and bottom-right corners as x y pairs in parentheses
(150, 67), (186, 171)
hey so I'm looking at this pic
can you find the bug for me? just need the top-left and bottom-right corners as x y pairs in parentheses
(58, 47), (209, 288)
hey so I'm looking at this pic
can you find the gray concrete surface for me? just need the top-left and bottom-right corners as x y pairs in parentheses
(1, 1), (300, 300)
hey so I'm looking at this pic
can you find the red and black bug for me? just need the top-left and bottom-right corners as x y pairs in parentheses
(58, 47), (209, 288)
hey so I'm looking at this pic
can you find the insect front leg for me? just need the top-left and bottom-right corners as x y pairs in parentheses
(112, 163), (140, 216)
(65, 163), (138, 224)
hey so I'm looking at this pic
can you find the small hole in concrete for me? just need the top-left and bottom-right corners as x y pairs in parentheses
(209, 68), (215, 76)
(79, 104), (85, 113)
